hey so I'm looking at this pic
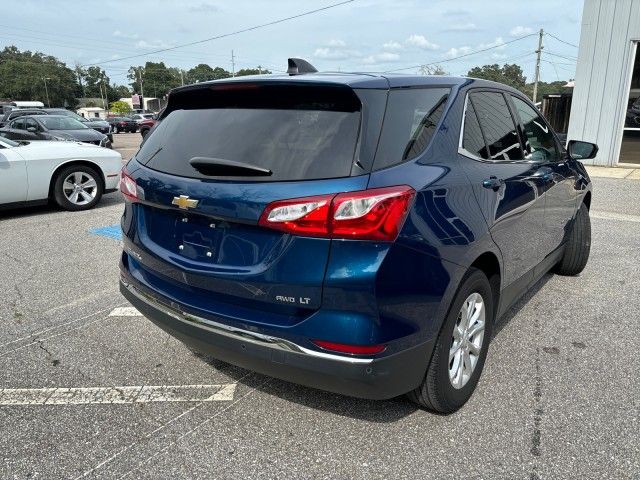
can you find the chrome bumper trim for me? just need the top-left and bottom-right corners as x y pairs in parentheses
(121, 280), (374, 365)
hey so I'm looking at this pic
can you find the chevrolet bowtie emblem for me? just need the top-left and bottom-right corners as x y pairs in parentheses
(172, 195), (199, 210)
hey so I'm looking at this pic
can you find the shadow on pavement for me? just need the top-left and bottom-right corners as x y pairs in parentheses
(0, 192), (123, 221)
(493, 273), (553, 337)
(192, 352), (419, 423)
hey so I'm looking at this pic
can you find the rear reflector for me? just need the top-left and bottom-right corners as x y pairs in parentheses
(312, 340), (386, 355)
(119, 167), (138, 201)
(258, 185), (415, 241)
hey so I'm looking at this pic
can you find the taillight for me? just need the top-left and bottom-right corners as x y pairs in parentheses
(312, 340), (386, 355)
(119, 168), (138, 201)
(331, 186), (415, 241)
(258, 185), (415, 241)
(259, 194), (333, 237)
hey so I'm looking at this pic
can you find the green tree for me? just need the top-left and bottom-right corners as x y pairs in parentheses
(110, 100), (132, 114)
(467, 63), (527, 92)
(235, 66), (271, 77)
(128, 62), (181, 98)
(83, 66), (109, 98)
(112, 84), (131, 100)
(186, 64), (231, 83)
(0, 46), (80, 108)
(523, 80), (572, 100)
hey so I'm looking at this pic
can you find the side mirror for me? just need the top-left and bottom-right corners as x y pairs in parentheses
(26, 126), (37, 133)
(567, 140), (598, 160)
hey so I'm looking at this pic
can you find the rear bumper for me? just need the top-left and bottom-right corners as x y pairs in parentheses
(120, 278), (434, 400)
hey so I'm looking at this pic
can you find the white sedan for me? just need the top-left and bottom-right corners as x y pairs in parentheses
(0, 136), (122, 211)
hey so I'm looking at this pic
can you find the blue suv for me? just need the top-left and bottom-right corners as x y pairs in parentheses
(119, 61), (595, 413)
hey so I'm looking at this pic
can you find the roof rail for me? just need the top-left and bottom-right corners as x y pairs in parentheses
(287, 58), (318, 76)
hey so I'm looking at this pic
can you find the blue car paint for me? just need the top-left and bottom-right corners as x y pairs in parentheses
(119, 73), (592, 399)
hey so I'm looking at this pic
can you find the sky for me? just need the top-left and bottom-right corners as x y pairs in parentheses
(1, 0), (584, 86)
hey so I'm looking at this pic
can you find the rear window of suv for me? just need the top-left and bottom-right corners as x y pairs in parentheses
(137, 84), (362, 182)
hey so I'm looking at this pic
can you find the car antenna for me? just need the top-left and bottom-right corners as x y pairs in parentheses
(287, 58), (318, 76)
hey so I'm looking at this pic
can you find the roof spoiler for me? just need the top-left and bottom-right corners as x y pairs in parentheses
(287, 58), (318, 76)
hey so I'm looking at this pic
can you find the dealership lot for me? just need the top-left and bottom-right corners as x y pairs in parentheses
(0, 135), (638, 479)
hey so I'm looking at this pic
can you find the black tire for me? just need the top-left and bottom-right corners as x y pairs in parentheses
(52, 165), (103, 211)
(141, 128), (149, 138)
(408, 268), (494, 413)
(555, 202), (591, 276)
(116, 127), (122, 134)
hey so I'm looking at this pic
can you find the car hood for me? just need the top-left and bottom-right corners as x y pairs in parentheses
(85, 120), (110, 128)
(15, 140), (101, 150)
(11, 140), (120, 156)
(49, 129), (105, 141)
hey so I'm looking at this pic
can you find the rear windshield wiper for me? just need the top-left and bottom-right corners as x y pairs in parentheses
(189, 157), (272, 177)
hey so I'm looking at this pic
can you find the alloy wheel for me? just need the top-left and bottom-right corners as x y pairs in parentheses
(62, 171), (98, 206)
(448, 292), (486, 389)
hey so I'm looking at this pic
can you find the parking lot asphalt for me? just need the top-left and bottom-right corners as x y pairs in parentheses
(0, 137), (638, 479)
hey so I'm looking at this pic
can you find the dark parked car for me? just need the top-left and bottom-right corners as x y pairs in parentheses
(119, 64), (595, 413)
(107, 116), (138, 133)
(0, 115), (110, 147)
(0, 108), (47, 128)
(45, 108), (113, 142)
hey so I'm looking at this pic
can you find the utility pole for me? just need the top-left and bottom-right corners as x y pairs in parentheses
(231, 50), (235, 77)
(138, 67), (145, 111)
(533, 28), (544, 104)
(180, 69), (184, 86)
(100, 79), (107, 111)
(43, 77), (51, 107)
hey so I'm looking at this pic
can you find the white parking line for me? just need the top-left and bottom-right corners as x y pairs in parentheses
(0, 384), (236, 406)
(108, 306), (142, 317)
(0, 304), (124, 350)
(591, 210), (640, 223)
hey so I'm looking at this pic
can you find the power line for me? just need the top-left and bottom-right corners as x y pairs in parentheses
(544, 51), (577, 62)
(546, 32), (579, 49)
(0, 26), (249, 64)
(383, 33), (537, 73)
(80, 0), (355, 67)
(542, 60), (575, 72)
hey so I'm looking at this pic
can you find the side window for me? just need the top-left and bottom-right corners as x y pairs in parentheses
(374, 88), (450, 170)
(461, 99), (489, 159)
(470, 92), (524, 161)
(511, 96), (559, 161)
(25, 118), (40, 131)
(11, 118), (25, 130)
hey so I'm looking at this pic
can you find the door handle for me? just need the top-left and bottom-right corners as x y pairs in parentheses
(482, 176), (504, 191)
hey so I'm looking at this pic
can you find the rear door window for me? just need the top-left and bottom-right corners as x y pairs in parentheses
(138, 85), (362, 182)
(374, 88), (450, 170)
(470, 92), (524, 161)
(461, 100), (489, 159)
(25, 118), (40, 131)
